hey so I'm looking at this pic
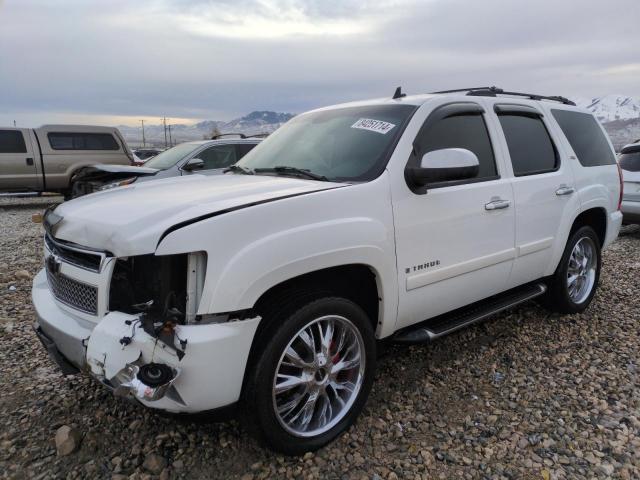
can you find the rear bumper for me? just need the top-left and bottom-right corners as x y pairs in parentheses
(32, 268), (261, 413)
(621, 200), (640, 225)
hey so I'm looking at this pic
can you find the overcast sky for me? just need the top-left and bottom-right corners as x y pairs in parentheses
(1, 0), (639, 127)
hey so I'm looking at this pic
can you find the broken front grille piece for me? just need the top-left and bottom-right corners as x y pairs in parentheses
(46, 269), (98, 315)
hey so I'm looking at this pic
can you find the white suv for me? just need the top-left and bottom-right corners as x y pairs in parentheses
(32, 87), (623, 454)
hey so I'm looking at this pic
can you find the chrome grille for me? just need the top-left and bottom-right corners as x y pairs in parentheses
(46, 270), (98, 315)
(45, 234), (102, 272)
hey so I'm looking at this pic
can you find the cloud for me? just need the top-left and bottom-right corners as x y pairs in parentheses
(0, 0), (638, 126)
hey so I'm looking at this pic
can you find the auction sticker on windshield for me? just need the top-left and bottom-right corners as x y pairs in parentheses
(351, 118), (396, 135)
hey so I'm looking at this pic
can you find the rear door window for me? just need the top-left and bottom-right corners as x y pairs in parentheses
(619, 152), (640, 172)
(498, 114), (558, 176)
(0, 130), (27, 154)
(48, 132), (119, 151)
(551, 109), (616, 167)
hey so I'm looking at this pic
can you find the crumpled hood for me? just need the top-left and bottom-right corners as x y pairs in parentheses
(83, 164), (159, 175)
(52, 174), (343, 256)
(74, 164), (159, 182)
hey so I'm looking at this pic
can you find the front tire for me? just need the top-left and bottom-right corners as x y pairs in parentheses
(543, 226), (601, 314)
(242, 296), (376, 455)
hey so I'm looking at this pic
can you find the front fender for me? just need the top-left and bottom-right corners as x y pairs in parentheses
(156, 176), (399, 337)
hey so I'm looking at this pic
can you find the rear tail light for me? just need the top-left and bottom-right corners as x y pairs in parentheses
(617, 163), (624, 211)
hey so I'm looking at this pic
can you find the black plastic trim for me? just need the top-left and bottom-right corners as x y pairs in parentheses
(33, 324), (81, 376)
(494, 103), (543, 117)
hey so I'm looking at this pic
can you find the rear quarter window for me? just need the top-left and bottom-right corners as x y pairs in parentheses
(551, 110), (616, 167)
(48, 132), (120, 151)
(0, 130), (27, 154)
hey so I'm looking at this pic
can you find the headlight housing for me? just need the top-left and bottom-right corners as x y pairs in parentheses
(98, 177), (137, 191)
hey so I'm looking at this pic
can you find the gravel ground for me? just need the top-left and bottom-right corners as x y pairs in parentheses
(1, 196), (639, 480)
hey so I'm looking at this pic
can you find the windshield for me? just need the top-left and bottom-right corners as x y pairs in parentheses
(143, 143), (200, 170)
(237, 104), (417, 182)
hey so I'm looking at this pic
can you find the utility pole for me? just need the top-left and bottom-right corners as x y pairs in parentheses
(168, 125), (173, 147)
(140, 120), (146, 148)
(163, 117), (168, 148)
(13, 120), (16, 127)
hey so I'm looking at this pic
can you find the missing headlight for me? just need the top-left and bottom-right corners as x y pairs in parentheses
(109, 253), (206, 324)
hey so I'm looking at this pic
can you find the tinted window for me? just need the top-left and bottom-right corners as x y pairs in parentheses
(0, 130), (27, 154)
(498, 115), (558, 176)
(236, 143), (257, 159)
(620, 152), (640, 172)
(415, 113), (497, 180)
(48, 132), (119, 151)
(197, 144), (237, 170)
(238, 104), (417, 182)
(551, 109), (616, 167)
(144, 143), (199, 170)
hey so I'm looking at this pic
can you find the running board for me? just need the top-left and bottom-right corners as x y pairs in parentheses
(392, 283), (547, 344)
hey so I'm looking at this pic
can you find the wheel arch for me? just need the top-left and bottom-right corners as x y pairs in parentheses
(570, 207), (607, 247)
(252, 264), (382, 335)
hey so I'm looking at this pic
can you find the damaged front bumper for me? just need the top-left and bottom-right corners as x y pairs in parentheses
(32, 269), (260, 413)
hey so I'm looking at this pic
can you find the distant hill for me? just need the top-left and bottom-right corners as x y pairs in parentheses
(120, 111), (295, 147)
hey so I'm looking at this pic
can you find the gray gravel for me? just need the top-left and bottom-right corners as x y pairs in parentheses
(1, 196), (639, 480)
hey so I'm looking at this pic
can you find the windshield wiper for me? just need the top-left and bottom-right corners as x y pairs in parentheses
(254, 166), (329, 181)
(224, 164), (254, 175)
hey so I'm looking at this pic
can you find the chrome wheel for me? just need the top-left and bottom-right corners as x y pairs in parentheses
(272, 315), (365, 438)
(567, 237), (597, 304)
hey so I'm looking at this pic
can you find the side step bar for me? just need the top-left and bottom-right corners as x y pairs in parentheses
(392, 283), (547, 344)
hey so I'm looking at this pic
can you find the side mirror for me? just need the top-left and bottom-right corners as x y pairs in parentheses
(406, 148), (479, 186)
(183, 158), (205, 171)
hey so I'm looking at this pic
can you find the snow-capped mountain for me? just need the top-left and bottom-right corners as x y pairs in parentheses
(119, 111), (295, 147)
(574, 95), (640, 123)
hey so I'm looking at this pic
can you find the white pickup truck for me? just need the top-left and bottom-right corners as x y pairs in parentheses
(0, 125), (132, 195)
(32, 87), (622, 454)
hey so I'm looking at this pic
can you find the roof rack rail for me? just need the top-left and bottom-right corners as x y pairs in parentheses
(211, 133), (247, 139)
(246, 133), (270, 138)
(431, 86), (576, 106)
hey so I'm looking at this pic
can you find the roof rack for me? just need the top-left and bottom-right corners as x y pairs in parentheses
(211, 133), (247, 139)
(431, 86), (576, 106)
(246, 133), (270, 138)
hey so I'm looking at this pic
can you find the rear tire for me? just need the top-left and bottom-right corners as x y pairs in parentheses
(542, 226), (601, 314)
(241, 296), (376, 455)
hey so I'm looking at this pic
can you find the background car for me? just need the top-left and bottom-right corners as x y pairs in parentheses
(71, 135), (263, 197)
(619, 141), (640, 224)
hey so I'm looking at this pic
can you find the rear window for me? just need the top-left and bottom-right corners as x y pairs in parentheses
(0, 130), (27, 154)
(619, 152), (640, 172)
(498, 114), (558, 176)
(48, 132), (119, 151)
(551, 110), (616, 167)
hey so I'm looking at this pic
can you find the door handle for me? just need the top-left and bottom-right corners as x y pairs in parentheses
(485, 198), (510, 210)
(556, 185), (575, 196)
(25, 157), (34, 166)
